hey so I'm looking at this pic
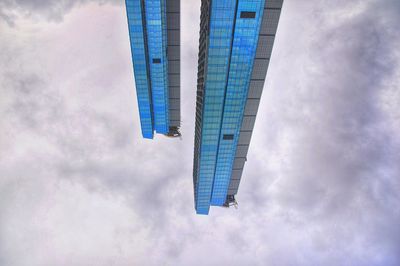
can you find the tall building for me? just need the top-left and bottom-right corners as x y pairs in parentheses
(193, 0), (283, 214)
(125, 0), (180, 139)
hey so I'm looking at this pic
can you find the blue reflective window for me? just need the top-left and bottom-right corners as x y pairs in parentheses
(126, 0), (154, 139)
(195, 0), (265, 213)
(126, 0), (170, 138)
(145, 0), (169, 134)
(211, 0), (264, 205)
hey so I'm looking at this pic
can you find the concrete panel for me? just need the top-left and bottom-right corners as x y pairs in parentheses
(244, 99), (260, 116)
(251, 58), (269, 80)
(168, 61), (180, 74)
(170, 109), (180, 121)
(265, 0), (283, 9)
(227, 188), (237, 195)
(238, 131), (252, 145)
(167, 29), (180, 45)
(233, 157), (246, 170)
(228, 185), (239, 194)
(167, 0), (180, 13)
(236, 145), (249, 158)
(169, 86), (180, 98)
(228, 179), (241, 189)
(166, 0), (180, 120)
(167, 13), (180, 30)
(169, 74), (180, 87)
(167, 46), (180, 60)
(260, 9), (281, 35)
(248, 80), (264, 98)
(169, 98), (180, 110)
(231, 169), (243, 180)
(240, 115), (256, 131)
(170, 119), (180, 127)
(256, 35), (275, 59)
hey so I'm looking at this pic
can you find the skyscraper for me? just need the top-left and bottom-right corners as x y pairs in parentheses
(125, 0), (180, 139)
(193, 0), (283, 214)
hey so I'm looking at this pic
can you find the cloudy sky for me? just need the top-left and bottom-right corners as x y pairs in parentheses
(1, 0), (400, 265)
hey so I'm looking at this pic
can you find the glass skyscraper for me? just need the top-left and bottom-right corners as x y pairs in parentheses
(193, 0), (283, 214)
(125, 0), (180, 139)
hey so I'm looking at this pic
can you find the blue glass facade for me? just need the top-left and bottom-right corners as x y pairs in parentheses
(193, 0), (283, 214)
(145, 0), (169, 134)
(211, 1), (264, 206)
(126, 0), (154, 139)
(126, 0), (180, 138)
(195, 0), (238, 215)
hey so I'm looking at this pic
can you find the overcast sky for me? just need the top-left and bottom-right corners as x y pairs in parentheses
(1, 0), (399, 265)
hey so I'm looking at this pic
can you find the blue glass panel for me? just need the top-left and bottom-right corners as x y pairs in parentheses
(126, 0), (154, 139)
(211, 0), (265, 205)
(145, 0), (169, 134)
(195, 0), (237, 215)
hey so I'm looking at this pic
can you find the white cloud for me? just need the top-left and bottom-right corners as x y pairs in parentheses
(0, 0), (399, 265)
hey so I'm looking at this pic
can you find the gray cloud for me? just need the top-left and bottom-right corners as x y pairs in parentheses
(0, 0), (120, 25)
(0, 0), (399, 265)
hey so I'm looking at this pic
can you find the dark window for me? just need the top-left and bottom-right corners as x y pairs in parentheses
(223, 134), (234, 140)
(153, 58), (161, 63)
(240, 11), (256, 18)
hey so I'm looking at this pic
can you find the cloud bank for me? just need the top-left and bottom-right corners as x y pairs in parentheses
(0, 0), (399, 265)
